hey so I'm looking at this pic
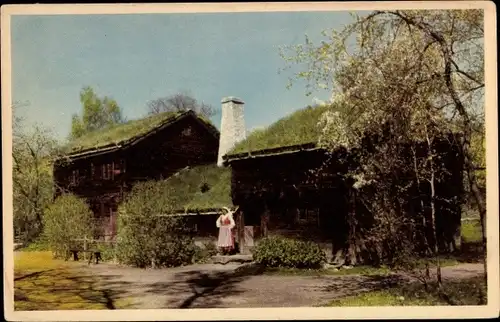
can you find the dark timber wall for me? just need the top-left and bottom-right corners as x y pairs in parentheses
(230, 149), (349, 244)
(228, 136), (464, 259)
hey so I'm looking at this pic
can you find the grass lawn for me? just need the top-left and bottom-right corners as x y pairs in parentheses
(461, 219), (483, 243)
(14, 251), (133, 310)
(326, 276), (486, 306)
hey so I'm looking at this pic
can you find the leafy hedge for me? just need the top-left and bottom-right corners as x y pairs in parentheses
(253, 236), (326, 269)
(42, 194), (93, 259)
(115, 180), (197, 268)
(20, 236), (50, 252)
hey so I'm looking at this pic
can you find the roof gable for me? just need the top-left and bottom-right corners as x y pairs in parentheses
(59, 110), (219, 159)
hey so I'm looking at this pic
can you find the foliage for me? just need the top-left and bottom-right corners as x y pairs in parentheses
(70, 86), (125, 140)
(86, 242), (117, 262)
(13, 104), (58, 244)
(253, 236), (326, 269)
(147, 90), (216, 118)
(279, 9), (484, 280)
(467, 126), (486, 208)
(461, 219), (483, 244)
(42, 194), (93, 258)
(115, 181), (199, 268)
(14, 251), (134, 310)
(193, 241), (218, 263)
(229, 104), (332, 155)
(281, 10), (483, 118)
(20, 236), (50, 252)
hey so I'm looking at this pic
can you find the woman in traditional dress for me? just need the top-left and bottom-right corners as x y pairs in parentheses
(216, 207), (236, 254)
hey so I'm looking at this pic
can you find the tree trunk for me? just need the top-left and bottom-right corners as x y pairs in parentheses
(411, 146), (432, 256)
(426, 130), (442, 288)
(331, 189), (362, 266)
(237, 211), (246, 254)
(261, 205), (269, 238)
(462, 145), (488, 283)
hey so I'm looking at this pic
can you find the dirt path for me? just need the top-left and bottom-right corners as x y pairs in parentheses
(84, 262), (484, 309)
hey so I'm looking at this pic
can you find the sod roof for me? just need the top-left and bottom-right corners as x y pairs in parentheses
(157, 164), (232, 213)
(61, 110), (218, 157)
(227, 103), (332, 157)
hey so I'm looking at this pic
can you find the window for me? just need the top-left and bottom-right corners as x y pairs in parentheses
(181, 126), (192, 137)
(297, 208), (320, 227)
(102, 163), (113, 180)
(121, 159), (126, 173)
(113, 159), (125, 176)
(108, 163), (113, 180)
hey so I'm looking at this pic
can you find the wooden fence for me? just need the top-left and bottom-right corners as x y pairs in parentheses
(70, 236), (117, 261)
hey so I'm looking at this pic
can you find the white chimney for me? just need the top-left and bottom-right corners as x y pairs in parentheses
(217, 96), (246, 166)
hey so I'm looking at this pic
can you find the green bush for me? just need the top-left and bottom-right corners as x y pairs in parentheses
(253, 236), (326, 269)
(461, 219), (483, 244)
(193, 241), (218, 263)
(42, 194), (93, 259)
(89, 242), (116, 262)
(20, 236), (50, 252)
(115, 181), (197, 268)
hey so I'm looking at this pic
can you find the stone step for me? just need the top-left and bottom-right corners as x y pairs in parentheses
(210, 254), (253, 265)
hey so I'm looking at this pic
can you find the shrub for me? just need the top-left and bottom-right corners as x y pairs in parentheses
(461, 219), (483, 244)
(115, 181), (197, 268)
(42, 194), (93, 259)
(253, 236), (326, 269)
(88, 242), (116, 262)
(193, 241), (218, 263)
(20, 235), (50, 252)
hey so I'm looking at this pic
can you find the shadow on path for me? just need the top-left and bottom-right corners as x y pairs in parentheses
(318, 274), (408, 296)
(146, 264), (265, 308)
(14, 270), (55, 281)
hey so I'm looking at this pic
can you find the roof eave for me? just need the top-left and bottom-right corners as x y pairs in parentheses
(156, 206), (238, 217)
(223, 142), (321, 164)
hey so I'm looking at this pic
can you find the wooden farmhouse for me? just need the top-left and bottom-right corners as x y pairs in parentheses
(219, 104), (465, 259)
(53, 110), (220, 239)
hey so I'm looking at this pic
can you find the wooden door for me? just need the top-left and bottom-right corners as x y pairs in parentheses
(109, 208), (118, 240)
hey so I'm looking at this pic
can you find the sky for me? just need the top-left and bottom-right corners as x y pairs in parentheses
(11, 11), (359, 142)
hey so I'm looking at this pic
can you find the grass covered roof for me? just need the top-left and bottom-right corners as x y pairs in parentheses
(228, 104), (331, 157)
(126, 164), (232, 213)
(61, 111), (218, 157)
